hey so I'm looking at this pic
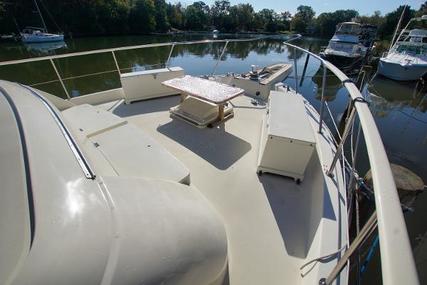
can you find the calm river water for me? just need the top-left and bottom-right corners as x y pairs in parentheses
(0, 34), (426, 284)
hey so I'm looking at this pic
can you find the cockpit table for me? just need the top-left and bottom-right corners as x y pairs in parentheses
(162, 75), (244, 127)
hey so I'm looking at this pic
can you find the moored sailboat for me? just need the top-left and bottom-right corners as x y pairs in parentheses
(20, 0), (64, 43)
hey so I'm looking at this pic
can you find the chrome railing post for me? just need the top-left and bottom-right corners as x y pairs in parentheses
(211, 41), (229, 76)
(165, 44), (175, 68)
(299, 52), (310, 86)
(49, 58), (70, 99)
(293, 48), (298, 93)
(111, 51), (121, 75)
(318, 63), (327, 133)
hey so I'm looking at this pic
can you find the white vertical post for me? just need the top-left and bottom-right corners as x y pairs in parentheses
(318, 64), (327, 133)
(49, 58), (70, 99)
(111, 51), (121, 75)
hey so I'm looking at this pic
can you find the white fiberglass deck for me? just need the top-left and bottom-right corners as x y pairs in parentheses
(100, 93), (348, 285)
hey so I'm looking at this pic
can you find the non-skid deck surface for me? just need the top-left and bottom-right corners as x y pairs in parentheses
(101, 94), (347, 285)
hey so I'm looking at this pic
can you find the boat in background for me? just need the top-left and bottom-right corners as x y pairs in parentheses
(378, 15), (427, 81)
(320, 22), (377, 70)
(21, 27), (64, 43)
(20, 0), (64, 43)
(213, 63), (293, 98)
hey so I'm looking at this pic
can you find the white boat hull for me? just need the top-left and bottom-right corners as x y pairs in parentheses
(21, 33), (64, 43)
(378, 58), (427, 81)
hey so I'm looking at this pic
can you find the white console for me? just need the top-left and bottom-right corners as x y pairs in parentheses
(257, 90), (316, 182)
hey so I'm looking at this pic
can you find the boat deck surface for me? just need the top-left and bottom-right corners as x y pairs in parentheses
(99, 94), (347, 285)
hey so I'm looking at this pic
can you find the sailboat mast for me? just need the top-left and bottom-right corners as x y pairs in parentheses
(33, 0), (48, 32)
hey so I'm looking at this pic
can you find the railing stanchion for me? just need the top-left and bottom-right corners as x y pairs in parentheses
(211, 41), (229, 76)
(299, 53), (310, 86)
(49, 58), (70, 99)
(293, 48), (298, 93)
(318, 63), (327, 133)
(166, 44), (175, 68)
(111, 51), (121, 75)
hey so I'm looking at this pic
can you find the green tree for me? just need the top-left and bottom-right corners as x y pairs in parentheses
(416, 1), (427, 17)
(291, 5), (315, 33)
(211, 0), (230, 30)
(358, 10), (385, 28)
(184, 1), (210, 30)
(236, 4), (255, 31)
(278, 11), (292, 31)
(228, 5), (257, 32)
(130, 0), (156, 33)
(257, 9), (280, 32)
(314, 9), (359, 37)
(378, 5), (415, 39)
(153, 0), (170, 32)
(96, 0), (130, 34)
(167, 2), (184, 29)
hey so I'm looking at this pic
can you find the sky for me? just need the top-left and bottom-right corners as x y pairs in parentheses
(177, 0), (424, 15)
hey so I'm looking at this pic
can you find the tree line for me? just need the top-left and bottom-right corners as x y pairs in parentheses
(0, 0), (426, 39)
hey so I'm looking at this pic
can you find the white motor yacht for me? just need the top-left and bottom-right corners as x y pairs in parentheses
(321, 22), (376, 69)
(378, 16), (427, 81)
(0, 39), (418, 285)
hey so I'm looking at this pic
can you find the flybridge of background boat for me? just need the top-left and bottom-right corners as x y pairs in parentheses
(320, 22), (377, 70)
(334, 22), (377, 47)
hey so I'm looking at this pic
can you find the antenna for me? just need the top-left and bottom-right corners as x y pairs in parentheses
(389, 5), (407, 50)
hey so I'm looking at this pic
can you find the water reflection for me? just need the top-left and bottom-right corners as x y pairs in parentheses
(24, 41), (68, 55)
(366, 77), (427, 114)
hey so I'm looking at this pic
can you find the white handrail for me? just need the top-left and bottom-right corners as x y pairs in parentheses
(284, 42), (419, 285)
(0, 38), (261, 67)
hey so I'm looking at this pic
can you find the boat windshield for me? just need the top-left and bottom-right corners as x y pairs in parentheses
(328, 41), (358, 53)
(336, 23), (361, 35)
(395, 43), (427, 55)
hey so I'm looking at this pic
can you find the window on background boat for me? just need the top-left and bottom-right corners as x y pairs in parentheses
(396, 44), (427, 55)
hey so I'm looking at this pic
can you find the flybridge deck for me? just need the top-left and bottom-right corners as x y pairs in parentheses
(0, 39), (418, 285)
(97, 91), (348, 285)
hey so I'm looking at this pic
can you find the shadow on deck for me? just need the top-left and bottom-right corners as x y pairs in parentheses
(157, 120), (252, 170)
(259, 153), (336, 259)
(112, 96), (180, 117)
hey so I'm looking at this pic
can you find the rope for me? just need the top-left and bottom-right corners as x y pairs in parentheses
(29, 69), (119, 87)
(324, 101), (342, 141)
(300, 245), (348, 277)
